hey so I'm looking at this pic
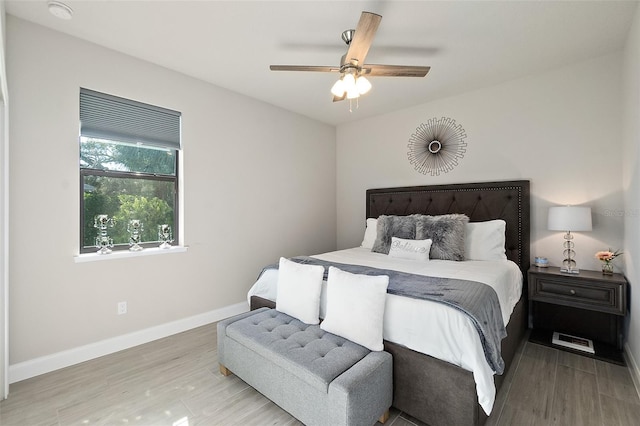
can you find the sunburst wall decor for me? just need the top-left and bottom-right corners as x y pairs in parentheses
(407, 117), (467, 176)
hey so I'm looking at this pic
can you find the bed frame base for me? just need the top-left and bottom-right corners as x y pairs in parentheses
(387, 296), (525, 425)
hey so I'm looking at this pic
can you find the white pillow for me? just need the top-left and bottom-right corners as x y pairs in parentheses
(360, 218), (378, 249)
(388, 237), (432, 261)
(320, 266), (389, 351)
(464, 220), (507, 261)
(276, 257), (324, 325)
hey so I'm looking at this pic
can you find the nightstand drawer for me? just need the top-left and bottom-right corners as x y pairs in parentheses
(530, 276), (624, 315)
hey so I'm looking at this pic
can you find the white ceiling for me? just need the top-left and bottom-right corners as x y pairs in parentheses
(5, 0), (638, 125)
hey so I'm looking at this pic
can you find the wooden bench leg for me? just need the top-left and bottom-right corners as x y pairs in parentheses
(219, 364), (231, 377)
(378, 409), (390, 424)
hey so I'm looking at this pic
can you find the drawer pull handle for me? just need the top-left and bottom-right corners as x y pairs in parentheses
(570, 289), (576, 295)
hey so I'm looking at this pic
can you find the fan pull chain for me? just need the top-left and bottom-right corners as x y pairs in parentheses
(348, 97), (360, 113)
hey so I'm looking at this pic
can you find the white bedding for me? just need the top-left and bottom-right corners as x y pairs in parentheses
(247, 247), (523, 415)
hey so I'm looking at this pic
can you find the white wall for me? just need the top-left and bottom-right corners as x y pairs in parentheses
(622, 5), (640, 389)
(6, 16), (336, 369)
(337, 53), (624, 273)
(0, 0), (8, 399)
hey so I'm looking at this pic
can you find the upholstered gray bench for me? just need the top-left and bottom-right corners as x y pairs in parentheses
(217, 308), (393, 426)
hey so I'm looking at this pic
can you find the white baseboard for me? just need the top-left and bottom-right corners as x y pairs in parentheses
(625, 343), (640, 401)
(8, 302), (248, 384)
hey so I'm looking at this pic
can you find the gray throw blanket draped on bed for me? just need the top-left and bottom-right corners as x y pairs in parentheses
(262, 256), (507, 374)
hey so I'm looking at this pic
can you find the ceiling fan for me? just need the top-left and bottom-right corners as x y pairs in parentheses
(270, 11), (431, 105)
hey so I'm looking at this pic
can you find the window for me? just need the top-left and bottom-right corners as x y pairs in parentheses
(79, 88), (181, 253)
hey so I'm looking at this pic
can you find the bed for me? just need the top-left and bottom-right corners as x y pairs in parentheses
(248, 180), (530, 426)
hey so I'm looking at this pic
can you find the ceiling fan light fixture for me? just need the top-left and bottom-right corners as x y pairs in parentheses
(343, 73), (356, 87)
(346, 86), (360, 100)
(271, 11), (430, 109)
(331, 78), (346, 97)
(356, 76), (371, 95)
(342, 73), (360, 99)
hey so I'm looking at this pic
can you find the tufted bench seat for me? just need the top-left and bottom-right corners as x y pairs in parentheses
(217, 308), (393, 426)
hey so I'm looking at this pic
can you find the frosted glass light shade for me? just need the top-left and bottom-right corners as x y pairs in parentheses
(342, 74), (359, 99)
(343, 73), (356, 87)
(331, 79), (346, 97)
(548, 206), (592, 232)
(346, 86), (360, 99)
(331, 73), (373, 100)
(356, 76), (372, 94)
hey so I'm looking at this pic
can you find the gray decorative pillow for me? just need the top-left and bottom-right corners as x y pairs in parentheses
(414, 214), (469, 261)
(371, 215), (417, 254)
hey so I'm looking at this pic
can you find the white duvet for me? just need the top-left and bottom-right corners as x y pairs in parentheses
(247, 247), (523, 415)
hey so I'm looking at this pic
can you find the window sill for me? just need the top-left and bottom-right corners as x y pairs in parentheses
(74, 246), (188, 263)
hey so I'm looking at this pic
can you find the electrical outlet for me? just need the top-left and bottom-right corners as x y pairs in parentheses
(117, 301), (127, 315)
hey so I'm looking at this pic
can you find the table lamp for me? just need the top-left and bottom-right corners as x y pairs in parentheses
(548, 206), (592, 273)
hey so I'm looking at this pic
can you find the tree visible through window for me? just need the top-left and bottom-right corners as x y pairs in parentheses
(79, 88), (181, 253)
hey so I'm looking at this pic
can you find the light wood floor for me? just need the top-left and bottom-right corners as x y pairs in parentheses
(1, 323), (639, 426)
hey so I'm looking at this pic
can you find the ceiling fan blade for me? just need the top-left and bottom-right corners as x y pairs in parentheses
(333, 94), (346, 102)
(362, 64), (431, 77)
(270, 65), (339, 72)
(344, 12), (382, 66)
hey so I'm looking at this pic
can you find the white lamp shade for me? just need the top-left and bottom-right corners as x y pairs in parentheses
(548, 206), (592, 232)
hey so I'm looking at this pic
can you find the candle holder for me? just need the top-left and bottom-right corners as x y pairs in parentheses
(158, 224), (173, 249)
(127, 219), (144, 251)
(94, 214), (115, 255)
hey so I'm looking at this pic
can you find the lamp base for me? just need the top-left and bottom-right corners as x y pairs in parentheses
(560, 267), (580, 274)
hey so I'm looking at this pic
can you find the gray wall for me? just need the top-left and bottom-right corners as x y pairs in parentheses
(0, 0), (7, 398)
(622, 5), (640, 391)
(6, 16), (336, 368)
(336, 46), (640, 381)
(6, 5), (640, 393)
(336, 53), (624, 274)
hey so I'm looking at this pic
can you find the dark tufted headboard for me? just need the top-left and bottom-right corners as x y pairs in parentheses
(366, 180), (530, 277)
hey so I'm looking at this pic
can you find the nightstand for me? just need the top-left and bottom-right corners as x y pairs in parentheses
(528, 266), (628, 365)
